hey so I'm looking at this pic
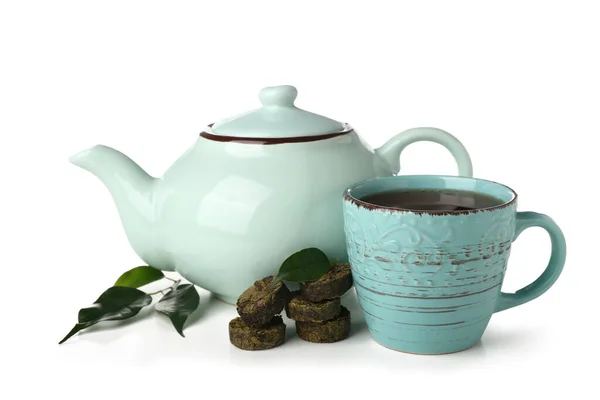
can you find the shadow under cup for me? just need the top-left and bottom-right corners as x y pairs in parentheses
(342, 175), (566, 355)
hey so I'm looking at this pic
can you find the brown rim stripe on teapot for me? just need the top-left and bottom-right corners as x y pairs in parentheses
(199, 124), (354, 145)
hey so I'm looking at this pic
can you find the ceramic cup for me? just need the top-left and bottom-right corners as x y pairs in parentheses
(342, 175), (566, 355)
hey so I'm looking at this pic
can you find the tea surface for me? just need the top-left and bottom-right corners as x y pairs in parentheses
(359, 189), (505, 211)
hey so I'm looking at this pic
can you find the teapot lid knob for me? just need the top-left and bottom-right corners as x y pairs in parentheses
(259, 85), (298, 107)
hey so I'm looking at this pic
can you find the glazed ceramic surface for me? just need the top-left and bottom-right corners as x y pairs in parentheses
(70, 85), (473, 304)
(343, 175), (566, 354)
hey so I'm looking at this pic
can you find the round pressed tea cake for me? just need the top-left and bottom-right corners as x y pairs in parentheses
(295, 306), (351, 343)
(229, 316), (286, 350)
(285, 291), (341, 322)
(299, 263), (353, 302)
(237, 276), (290, 327)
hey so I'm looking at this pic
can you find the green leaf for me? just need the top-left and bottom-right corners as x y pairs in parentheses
(272, 247), (330, 285)
(114, 266), (164, 288)
(59, 286), (152, 344)
(155, 282), (200, 337)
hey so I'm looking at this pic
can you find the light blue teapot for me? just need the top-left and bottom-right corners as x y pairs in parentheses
(70, 85), (473, 304)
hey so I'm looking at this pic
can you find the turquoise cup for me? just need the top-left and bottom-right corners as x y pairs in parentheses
(342, 175), (566, 355)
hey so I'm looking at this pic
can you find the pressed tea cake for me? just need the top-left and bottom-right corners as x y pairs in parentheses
(236, 276), (290, 327)
(295, 306), (351, 343)
(229, 316), (286, 350)
(285, 291), (341, 322)
(299, 263), (353, 302)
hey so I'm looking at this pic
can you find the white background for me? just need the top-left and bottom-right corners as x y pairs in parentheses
(1, 1), (598, 399)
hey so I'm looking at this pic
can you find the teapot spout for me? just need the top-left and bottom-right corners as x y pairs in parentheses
(69, 145), (173, 271)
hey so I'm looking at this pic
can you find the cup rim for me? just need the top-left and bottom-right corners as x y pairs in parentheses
(344, 175), (518, 215)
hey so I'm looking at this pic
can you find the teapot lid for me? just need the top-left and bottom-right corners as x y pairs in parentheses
(210, 85), (344, 138)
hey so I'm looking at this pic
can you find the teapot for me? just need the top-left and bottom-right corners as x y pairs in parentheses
(70, 85), (473, 304)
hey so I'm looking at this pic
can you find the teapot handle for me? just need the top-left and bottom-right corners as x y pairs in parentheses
(375, 127), (473, 177)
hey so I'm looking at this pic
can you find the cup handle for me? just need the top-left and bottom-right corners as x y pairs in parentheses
(375, 127), (474, 177)
(494, 212), (567, 313)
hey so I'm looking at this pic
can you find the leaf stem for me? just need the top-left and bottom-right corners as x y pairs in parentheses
(146, 279), (180, 296)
